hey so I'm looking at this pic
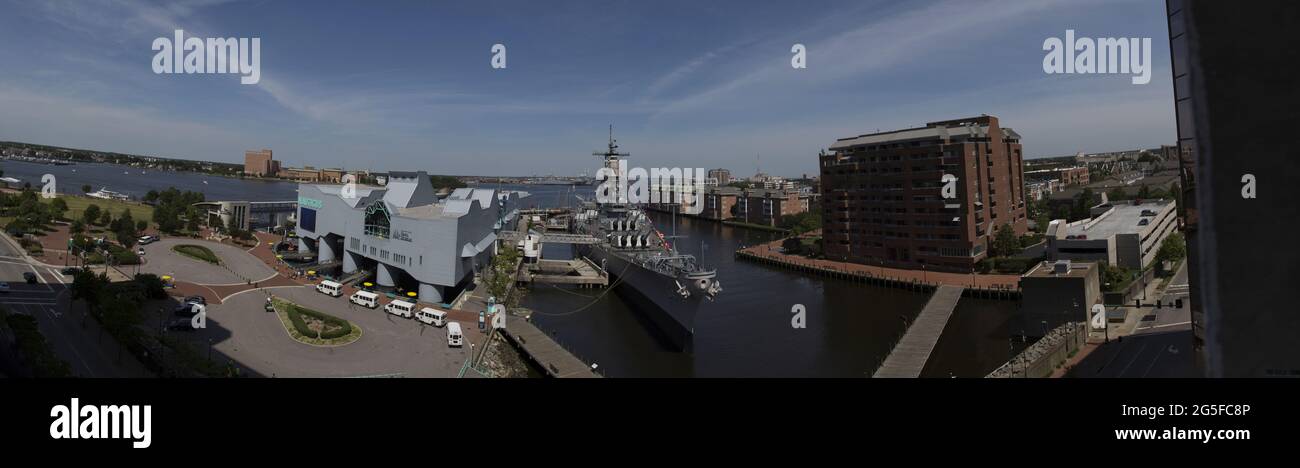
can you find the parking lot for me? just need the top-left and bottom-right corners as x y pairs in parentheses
(131, 237), (475, 377)
(139, 238), (278, 286)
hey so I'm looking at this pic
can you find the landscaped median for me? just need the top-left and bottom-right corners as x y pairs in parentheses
(172, 244), (221, 264)
(271, 298), (362, 346)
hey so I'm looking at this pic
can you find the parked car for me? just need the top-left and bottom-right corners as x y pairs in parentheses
(23, 272), (38, 284)
(137, 248), (146, 256)
(0, 282), (9, 293)
(60, 267), (82, 275)
(173, 303), (200, 317)
(165, 318), (197, 332)
(184, 295), (207, 305)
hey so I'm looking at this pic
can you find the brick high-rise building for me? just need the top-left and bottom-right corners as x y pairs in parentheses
(708, 168), (732, 186)
(244, 149), (278, 177)
(819, 115), (1028, 272)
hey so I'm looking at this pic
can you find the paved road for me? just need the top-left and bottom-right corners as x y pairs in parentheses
(0, 235), (150, 377)
(1069, 261), (1195, 378)
(1135, 261), (1190, 333)
(140, 238), (277, 285)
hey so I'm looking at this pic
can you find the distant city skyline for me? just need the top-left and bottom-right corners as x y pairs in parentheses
(0, 0), (1175, 178)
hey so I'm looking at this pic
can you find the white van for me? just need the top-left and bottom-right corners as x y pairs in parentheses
(316, 280), (343, 297)
(384, 299), (415, 318)
(350, 290), (378, 308)
(416, 308), (447, 327)
(446, 322), (463, 347)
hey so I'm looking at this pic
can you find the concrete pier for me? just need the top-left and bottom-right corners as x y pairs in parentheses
(872, 285), (965, 378)
(500, 319), (601, 378)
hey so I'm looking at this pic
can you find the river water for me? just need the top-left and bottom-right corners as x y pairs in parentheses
(1, 158), (1027, 377)
(1, 159), (298, 201)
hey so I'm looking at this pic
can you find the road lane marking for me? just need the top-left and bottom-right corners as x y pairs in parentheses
(1117, 342), (1148, 377)
(24, 264), (54, 292)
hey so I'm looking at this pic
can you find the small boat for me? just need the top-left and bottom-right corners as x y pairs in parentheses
(87, 187), (130, 201)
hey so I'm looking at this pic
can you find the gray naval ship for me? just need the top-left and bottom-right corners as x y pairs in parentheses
(572, 133), (722, 351)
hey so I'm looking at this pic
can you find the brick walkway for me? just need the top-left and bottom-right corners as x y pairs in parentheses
(739, 237), (1021, 290)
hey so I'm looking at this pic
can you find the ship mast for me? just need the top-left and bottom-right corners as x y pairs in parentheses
(594, 125), (631, 203)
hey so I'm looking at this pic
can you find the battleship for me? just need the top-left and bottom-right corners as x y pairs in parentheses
(572, 131), (721, 351)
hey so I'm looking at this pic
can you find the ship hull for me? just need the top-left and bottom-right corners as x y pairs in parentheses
(578, 244), (706, 352)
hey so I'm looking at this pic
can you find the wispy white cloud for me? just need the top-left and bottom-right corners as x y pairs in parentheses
(0, 85), (243, 160)
(646, 0), (1084, 120)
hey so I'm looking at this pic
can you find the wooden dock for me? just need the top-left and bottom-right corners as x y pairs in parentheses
(872, 285), (965, 378)
(501, 319), (601, 378)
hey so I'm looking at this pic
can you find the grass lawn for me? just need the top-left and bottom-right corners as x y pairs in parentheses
(49, 194), (154, 224)
(173, 244), (220, 264)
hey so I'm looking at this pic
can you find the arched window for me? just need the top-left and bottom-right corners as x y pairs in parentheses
(364, 202), (391, 239)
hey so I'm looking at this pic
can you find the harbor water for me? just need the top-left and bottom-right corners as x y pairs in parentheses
(503, 184), (1028, 377)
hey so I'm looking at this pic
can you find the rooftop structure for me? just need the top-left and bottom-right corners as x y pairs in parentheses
(1046, 199), (1177, 270)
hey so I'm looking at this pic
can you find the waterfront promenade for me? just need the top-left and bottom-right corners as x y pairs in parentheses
(736, 236), (1021, 293)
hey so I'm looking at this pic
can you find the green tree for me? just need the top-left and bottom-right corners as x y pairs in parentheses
(82, 204), (101, 225)
(81, 184), (92, 194)
(1072, 188), (1095, 220)
(98, 209), (112, 226)
(70, 220), (85, 236)
(1155, 231), (1187, 266)
(136, 220), (148, 232)
(70, 270), (109, 306)
(485, 247), (524, 310)
(49, 197), (69, 220)
(991, 223), (1020, 258)
(1107, 187), (1128, 202)
(1137, 184), (1151, 199)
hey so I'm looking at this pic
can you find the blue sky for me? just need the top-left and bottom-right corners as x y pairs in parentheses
(0, 0), (1174, 177)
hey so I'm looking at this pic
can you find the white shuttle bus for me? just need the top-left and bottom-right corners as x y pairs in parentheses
(384, 299), (415, 318)
(350, 290), (379, 308)
(416, 308), (447, 327)
(316, 280), (343, 297)
(446, 322), (463, 347)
